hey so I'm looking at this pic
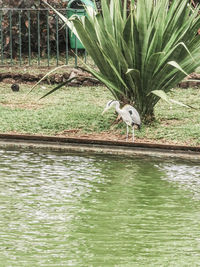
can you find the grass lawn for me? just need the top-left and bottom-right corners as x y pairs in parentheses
(0, 83), (199, 146)
(0, 54), (96, 75)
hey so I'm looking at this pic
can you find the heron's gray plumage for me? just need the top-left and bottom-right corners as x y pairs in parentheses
(122, 104), (141, 127)
(102, 100), (141, 142)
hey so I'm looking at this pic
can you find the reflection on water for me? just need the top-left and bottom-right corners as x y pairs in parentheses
(0, 148), (200, 266)
(161, 163), (200, 200)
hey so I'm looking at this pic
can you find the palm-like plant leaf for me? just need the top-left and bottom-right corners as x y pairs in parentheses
(44, 0), (200, 120)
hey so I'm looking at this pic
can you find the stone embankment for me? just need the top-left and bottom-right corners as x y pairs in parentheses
(0, 68), (200, 88)
(0, 68), (100, 87)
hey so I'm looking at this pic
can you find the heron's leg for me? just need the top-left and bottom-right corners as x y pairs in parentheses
(132, 126), (135, 142)
(126, 125), (129, 141)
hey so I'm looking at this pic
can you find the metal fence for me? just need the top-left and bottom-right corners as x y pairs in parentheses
(0, 8), (88, 67)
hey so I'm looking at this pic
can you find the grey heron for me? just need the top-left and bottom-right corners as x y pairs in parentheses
(102, 100), (141, 142)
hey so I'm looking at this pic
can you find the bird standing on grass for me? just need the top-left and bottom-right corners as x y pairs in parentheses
(102, 100), (141, 142)
(11, 84), (19, 92)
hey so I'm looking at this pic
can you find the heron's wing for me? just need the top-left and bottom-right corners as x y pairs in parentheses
(122, 105), (141, 125)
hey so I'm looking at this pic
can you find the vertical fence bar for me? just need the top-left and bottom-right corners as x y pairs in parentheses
(84, 10), (87, 64)
(28, 10), (31, 66)
(37, 10), (40, 66)
(18, 10), (22, 66)
(47, 9), (50, 67)
(56, 14), (59, 66)
(0, 11), (3, 64)
(65, 9), (68, 65)
(75, 9), (77, 67)
(9, 10), (13, 65)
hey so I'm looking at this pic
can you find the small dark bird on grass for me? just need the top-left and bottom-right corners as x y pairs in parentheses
(11, 84), (19, 92)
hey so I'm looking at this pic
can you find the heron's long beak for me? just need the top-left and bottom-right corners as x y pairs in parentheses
(102, 108), (108, 115)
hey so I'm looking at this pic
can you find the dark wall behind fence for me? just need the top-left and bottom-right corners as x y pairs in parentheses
(0, 1), (102, 67)
(0, 7), (87, 67)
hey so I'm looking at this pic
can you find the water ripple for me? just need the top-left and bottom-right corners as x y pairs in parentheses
(0, 149), (200, 266)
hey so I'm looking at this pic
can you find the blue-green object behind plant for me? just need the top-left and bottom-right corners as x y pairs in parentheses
(67, 0), (95, 49)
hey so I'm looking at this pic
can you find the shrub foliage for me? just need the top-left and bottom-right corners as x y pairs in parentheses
(46, 0), (200, 121)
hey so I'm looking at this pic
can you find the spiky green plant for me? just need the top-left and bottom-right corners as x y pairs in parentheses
(44, 0), (200, 121)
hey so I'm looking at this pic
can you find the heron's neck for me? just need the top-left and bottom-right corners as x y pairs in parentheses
(113, 101), (121, 113)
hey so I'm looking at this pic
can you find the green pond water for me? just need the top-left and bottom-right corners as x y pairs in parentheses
(0, 148), (200, 267)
